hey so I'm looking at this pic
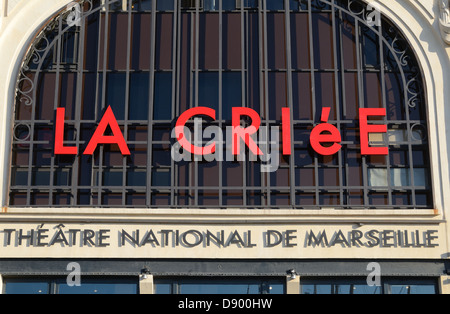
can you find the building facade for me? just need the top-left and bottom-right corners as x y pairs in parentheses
(0, 0), (449, 294)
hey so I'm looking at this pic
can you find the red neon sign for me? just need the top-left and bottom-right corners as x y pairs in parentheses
(55, 106), (130, 156)
(309, 107), (342, 156)
(54, 106), (388, 157)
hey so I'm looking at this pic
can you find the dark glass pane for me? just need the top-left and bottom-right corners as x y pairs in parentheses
(152, 193), (171, 206)
(130, 126), (150, 142)
(319, 168), (339, 186)
(84, 14), (100, 71)
(199, 72), (219, 111)
(223, 13), (242, 69)
(132, 13), (152, 70)
(103, 170), (123, 186)
(320, 193), (339, 206)
(54, 169), (71, 186)
(79, 155), (93, 186)
(292, 73), (312, 120)
(341, 14), (357, 69)
(267, 13), (286, 69)
(271, 192), (290, 206)
(107, 73), (126, 120)
(266, 0), (284, 11)
(32, 193), (50, 206)
(10, 193), (27, 206)
(132, 0), (152, 11)
(344, 73), (359, 119)
(32, 169), (51, 186)
(127, 170), (147, 186)
(314, 72), (336, 120)
(181, 282), (260, 294)
(246, 12), (260, 113)
(156, 13), (174, 70)
(5, 281), (50, 294)
(302, 284), (332, 295)
(244, 0), (258, 9)
(154, 72), (173, 120)
(129, 144), (148, 166)
(364, 73), (382, 108)
(363, 28), (380, 68)
(223, 191), (244, 206)
(178, 279), (284, 295)
(390, 284), (436, 295)
(60, 30), (78, 64)
(312, 13), (334, 69)
(155, 282), (173, 294)
(268, 72), (287, 120)
(104, 149), (124, 166)
(291, 13), (310, 69)
(60, 73), (77, 120)
(223, 161), (243, 186)
(204, 0), (219, 11)
(199, 161), (219, 186)
(152, 169), (171, 186)
(223, 0), (237, 10)
(385, 72), (405, 120)
(36, 73), (57, 120)
(59, 281), (138, 294)
(82, 74), (97, 120)
(199, 13), (220, 69)
(179, 13), (193, 113)
(199, 190), (220, 206)
(222, 72), (242, 120)
(296, 192), (315, 206)
(102, 193), (123, 206)
(12, 169), (28, 186)
(108, 13), (129, 70)
(157, 0), (174, 11)
(152, 145), (171, 167)
(129, 72), (149, 120)
(127, 193), (146, 206)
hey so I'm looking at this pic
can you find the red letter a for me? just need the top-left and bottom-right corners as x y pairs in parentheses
(83, 106), (131, 155)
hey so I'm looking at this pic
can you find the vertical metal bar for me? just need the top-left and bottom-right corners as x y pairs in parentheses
(72, 10), (87, 206)
(219, 0), (223, 207)
(331, 1), (344, 207)
(194, 0), (199, 207)
(307, 0), (319, 207)
(257, 0), (264, 206)
(92, 2), (104, 206)
(49, 15), (64, 206)
(284, 0), (295, 208)
(405, 77), (416, 208)
(241, 2), (247, 207)
(171, 0), (178, 207)
(146, 0), (157, 207)
(122, 0), (132, 206)
(98, 0), (110, 206)
(355, 19), (369, 207)
(377, 20), (392, 206)
(337, 9), (349, 205)
(189, 10), (195, 207)
(262, 0), (270, 206)
(176, 0), (186, 206)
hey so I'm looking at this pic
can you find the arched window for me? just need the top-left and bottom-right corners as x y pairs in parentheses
(11, 0), (432, 209)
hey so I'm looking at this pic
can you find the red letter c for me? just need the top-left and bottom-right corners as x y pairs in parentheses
(175, 107), (216, 155)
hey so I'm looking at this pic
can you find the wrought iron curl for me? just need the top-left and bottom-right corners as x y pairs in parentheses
(15, 0), (119, 110)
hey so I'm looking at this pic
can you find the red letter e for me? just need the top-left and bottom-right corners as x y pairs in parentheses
(359, 108), (388, 156)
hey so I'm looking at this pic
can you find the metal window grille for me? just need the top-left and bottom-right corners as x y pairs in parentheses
(11, 0), (432, 209)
